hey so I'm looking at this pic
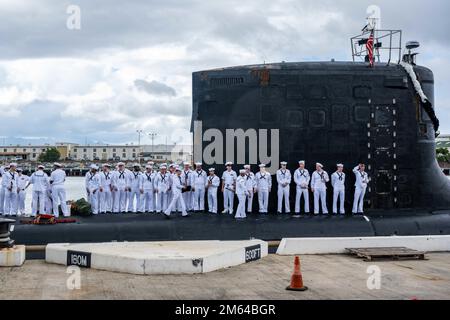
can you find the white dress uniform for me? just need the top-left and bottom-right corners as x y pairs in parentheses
(99, 171), (113, 213)
(112, 169), (130, 213)
(50, 168), (69, 217)
(45, 184), (53, 214)
(311, 170), (330, 214)
(164, 174), (188, 216)
(141, 170), (156, 212)
(181, 169), (193, 211)
(206, 174), (220, 213)
(155, 171), (171, 213)
(29, 170), (49, 216)
(294, 168), (310, 214)
(192, 169), (207, 211)
(85, 171), (101, 215)
(222, 170), (237, 214)
(331, 171), (346, 214)
(352, 166), (369, 214)
(3, 171), (19, 216)
(17, 174), (30, 215)
(235, 175), (249, 219)
(255, 171), (272, 213)
(276, 169), (292, 213)
(0, 166), (6, 214)
(244, 172), (256, 213)
(128, 171), (143, 213)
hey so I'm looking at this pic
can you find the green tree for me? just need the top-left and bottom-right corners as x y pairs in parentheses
(38, 147), (61, 162)
(436, 147), (450, 163)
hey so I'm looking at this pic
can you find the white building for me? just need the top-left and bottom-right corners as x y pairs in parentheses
(70, 145), (141, 161)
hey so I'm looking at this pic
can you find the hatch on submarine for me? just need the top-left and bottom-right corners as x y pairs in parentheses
(191, 22), (450, 215)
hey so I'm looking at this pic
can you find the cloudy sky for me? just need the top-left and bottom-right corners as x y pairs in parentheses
(0, 0), (449, 146)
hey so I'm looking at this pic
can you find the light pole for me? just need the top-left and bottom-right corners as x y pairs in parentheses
(148, 132), (157, 162)
(136, 130), (143, 163)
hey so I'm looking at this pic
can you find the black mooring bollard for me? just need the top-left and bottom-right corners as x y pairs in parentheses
(0, 218), (16, 248)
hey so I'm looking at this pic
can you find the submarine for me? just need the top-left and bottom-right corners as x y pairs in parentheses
(10, 25), (450, 247)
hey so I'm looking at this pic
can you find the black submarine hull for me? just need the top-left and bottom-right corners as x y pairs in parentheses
(191, 61), (450, 213)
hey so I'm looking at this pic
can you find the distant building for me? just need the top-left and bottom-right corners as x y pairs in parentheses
(0, 143), (193, 163)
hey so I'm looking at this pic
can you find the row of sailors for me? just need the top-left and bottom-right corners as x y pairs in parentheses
(0, 162), (69, 217)
(84, 160), (369, 219)
(0, 160), (370, 219)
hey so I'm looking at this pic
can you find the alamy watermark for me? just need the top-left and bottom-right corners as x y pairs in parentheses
(66, 266), (81, 290)
(366, 265), (381, 290)
(66, 5), (81, 30)
(193, 121), (280, 174)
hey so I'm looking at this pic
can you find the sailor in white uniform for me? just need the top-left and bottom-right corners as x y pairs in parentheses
(141, 163), (156, 213)
(112, 162), (130, 213)
(164, 166), (189, 218)
(0, 164), (9, 215)
(191, 162), (207, 212)
(167, 164), (177, 212)
(16, 169), (29, 216)
(85, 164), (101, 215)
(221, 162), (237, 214)
(294, 161), (310, 215)
(311, 163), (330, 215)
(352, 163), (370, 215)
(128, 164), (143, 213)
(255, 164), (272, 214)
(3, 163), (19, 216)
(244, 165), (256, 213)
(276, 161), (291, 214)
(27, 165), (49, 217)
(99, 164), (113, 214)
(331, 164), (346, 215)
(235, 169), (250, 219)
(206, 168), (220, 214)
(50, 163), (69, 217)
(155, 164), (170, 213)
(181, 162), (193, 212)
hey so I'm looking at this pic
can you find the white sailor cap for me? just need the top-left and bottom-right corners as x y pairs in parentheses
(259, 164), (266, 168)
(102, 163), (111, 168)
(17, 168), (23, 172)
(117, 162), (125, 166)
(160, 164), (167, 169)
(337, 163), (344, 168)
(53, 162), (62, 167)
(175, 166), (181, 172)
(239, 169), (246, 174)
(316, 163), (324, 168)
(195, 162), (202, 166)
(169, 163), (176, 168)
(298, 160), (305, 165)
(145, 164), (152, 169)
(90, 164), (99, 170)
(208, 168), (215, 172)
(183, 162), (191, 166)
(147, 161), (155, 166)
(9, 163), (18, 167)
(225, 162), (233, 166)
(4, 164), (10, 169)
(38, 165), (45, 169)
(133, 163), (141, 168)
(160, 163), (167, 167)
(280, 161), (287, 166)
(244, 164), (251, 169)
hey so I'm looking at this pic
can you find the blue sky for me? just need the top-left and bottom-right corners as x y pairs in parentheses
(0, 0), (448, 145)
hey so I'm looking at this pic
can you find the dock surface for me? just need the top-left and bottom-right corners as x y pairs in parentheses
(1, 253), (449, 300)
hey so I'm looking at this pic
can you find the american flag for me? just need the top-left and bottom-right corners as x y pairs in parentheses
(366, 31), (374, 67)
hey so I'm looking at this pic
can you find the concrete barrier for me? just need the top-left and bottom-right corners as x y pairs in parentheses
(276, 235), (450, 255)
(46, 240), (268, 275)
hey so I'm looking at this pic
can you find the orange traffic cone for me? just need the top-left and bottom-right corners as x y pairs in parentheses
(286, 256), (308, 291)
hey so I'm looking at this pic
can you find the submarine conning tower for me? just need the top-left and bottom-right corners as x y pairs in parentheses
(191, 29), (450, 214)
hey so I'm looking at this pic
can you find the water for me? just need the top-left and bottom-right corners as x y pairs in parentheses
(23, 177), (85, 213)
